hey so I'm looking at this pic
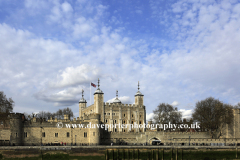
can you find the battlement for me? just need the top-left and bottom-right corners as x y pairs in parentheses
(162, 132), (204, 135)
(105, 103), (144, 108)
(8, 113), (24, 119)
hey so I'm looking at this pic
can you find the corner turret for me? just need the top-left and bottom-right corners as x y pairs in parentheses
(79, 89), (87, 118)
(135, 81), (144, 106)
(94, 79), (104, 120)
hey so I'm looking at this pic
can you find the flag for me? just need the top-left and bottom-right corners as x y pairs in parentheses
(91, 82), (96, 88)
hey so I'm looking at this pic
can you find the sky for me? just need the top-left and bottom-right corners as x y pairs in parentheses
(1, 0), (240, 120)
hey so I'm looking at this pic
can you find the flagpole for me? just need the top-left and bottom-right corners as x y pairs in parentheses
(89, 82), (92, 106)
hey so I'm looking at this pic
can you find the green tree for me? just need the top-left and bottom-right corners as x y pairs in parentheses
(0, 91), (14, 113)
(192, 97), (233, 138)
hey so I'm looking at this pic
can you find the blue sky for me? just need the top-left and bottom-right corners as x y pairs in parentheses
(1, 0), (240, 120)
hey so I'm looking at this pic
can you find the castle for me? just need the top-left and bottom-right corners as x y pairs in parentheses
(79, 79), (146, 133)
(0, 79), (240, 146)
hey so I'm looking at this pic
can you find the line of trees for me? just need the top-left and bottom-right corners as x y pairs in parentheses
(153, 97), (238, 138)
(0, 91), (74, 120)
(24, 107), (74, 121)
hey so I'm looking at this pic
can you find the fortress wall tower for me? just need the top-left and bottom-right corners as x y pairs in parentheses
(79, 89), (87, 118)
(233, 109), (240, 138)
(89, 114), (100, 145)
(10, 113), (24, 145)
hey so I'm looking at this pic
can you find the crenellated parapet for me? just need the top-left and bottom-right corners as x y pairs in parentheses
(104, 103), (144, 108)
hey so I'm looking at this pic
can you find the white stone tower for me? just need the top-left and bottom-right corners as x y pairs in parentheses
(94, 78), (104, 121)
(135, 81), (144, 105)
(79, 89), (87, 118)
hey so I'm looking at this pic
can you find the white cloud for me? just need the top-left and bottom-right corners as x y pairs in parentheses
(146, 113), (154, 121)
(34, 89), (79, 107)
(72, 17), (97, 38)
(179, 109), (193, 119)
(1, 0), (240, 118)
(24, 0), (49, 13)
(61, 2), (73, 13)
(49, 64), (101, 88)
(49, 5), (62, 22)
(147, 0), (240, 105)
(14, 72), (24, 79)
(171, 101), (179, 106)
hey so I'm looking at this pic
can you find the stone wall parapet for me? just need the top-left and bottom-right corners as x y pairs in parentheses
(104, 103), (144, 108)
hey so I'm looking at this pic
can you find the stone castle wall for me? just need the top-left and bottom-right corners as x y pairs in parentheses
(1, 111), (240, 146)
(1, 84), (240, 146)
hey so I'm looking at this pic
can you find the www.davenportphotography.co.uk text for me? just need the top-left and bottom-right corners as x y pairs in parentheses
(56, 122), (200, 130)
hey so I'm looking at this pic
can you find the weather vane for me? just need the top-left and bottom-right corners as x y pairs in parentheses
(98, 78), (100, 88)
(138, 81), (140, 90)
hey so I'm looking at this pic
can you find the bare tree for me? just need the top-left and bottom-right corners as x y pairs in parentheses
(24, 107), (74, 121)
(55, 109), (63, 119)
(62, 107), (74, 118)
(153, 103), (182, 124)
(192, 97), (233, 138)
(37, 111), (55, 120)
(0, 91), (14, 113)
(54, 107), (73, 119)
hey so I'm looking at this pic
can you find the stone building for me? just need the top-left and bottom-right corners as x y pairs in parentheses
(79, 80), (146, 133)
(0, 79), (240, 146)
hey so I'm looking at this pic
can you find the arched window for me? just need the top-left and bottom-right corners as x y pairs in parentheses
(139, 121), (141, 124)
(105, 119), (108, 123)
(124, 114), (125, 117)
(115, 120), (117, 123)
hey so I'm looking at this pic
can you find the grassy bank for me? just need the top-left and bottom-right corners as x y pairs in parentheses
(0, 153), (105, 160)
(106, 149), (240, 160)
(1, 149), (240, 160)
